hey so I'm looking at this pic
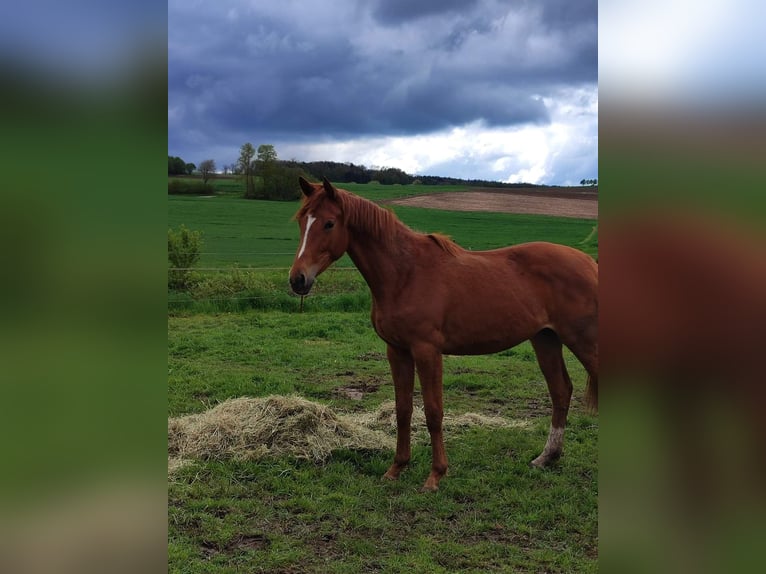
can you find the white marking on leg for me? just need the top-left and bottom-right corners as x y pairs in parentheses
(545, 425), (564, 454)
(297, 213), (316, 259)
(531, 425), (565, 467)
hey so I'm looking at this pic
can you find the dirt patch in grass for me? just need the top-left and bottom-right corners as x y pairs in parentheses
(389, 187), (598, 219)
(356, 351), (386, 361)
(333, 372), (387, 400)
(233, 534), (270, 551)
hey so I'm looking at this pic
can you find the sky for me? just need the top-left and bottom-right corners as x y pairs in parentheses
(168, 0), (598, 185)
(599, 0), (766, 106)
(1, 1), (761, 186)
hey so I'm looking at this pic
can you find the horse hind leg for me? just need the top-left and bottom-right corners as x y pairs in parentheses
(562, 330), (598, 412)
(530, 329), (573, 468)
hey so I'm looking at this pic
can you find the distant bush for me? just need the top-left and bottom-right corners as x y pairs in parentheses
(168, 225), (203, 289)
(249, 165), (303, 201)
(168, 179), (214, 195)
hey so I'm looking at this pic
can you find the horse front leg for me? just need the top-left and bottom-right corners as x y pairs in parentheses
(412, 344), (447, 492)
(383, 344), (415, 481)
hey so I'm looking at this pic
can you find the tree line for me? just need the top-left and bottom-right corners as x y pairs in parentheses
(168, 156), (195, 175)
(169, 145), (304, 200)
(281, 161), (547, 188)
(235, 143), (304, 200)
(169, 143), (579, 200)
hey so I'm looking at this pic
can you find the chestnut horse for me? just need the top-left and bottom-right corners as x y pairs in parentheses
(290, 177), (598, 491)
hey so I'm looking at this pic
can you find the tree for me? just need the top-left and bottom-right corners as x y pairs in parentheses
(254, 144), (278, 199)
(373, 167), (411, 185)
(250, 145), (301, 201)
(238, 143), (256, 198)
(185, 162), (196, 175)
(257, 144), (277, 163)
(256, 146), (277, 182)
(198, 159), (216, 185)
(168, 155), (187, 175)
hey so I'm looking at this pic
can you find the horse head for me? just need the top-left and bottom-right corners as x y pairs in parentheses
(289, 177), (349, 295)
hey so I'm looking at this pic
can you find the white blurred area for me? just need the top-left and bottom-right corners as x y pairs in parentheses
(600, 0), (766, 106)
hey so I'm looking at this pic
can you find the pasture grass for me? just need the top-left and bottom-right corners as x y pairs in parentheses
(168, 195), (300, 268)
(170, 177), (469, 201)
(335, 181), (470, 200)
(168, 268), (371, 315)
(168, 191), (597, 270)
(168, 310), (598, 572)
(168, 187), (598, 571)
(167, 192), (597, 314)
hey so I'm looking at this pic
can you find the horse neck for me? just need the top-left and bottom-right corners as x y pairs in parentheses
(343, 203), (416, 302)
(347, 232), (413, 301)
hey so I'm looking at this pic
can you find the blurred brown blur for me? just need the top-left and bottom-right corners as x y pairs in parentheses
(599, 106), (766, 573)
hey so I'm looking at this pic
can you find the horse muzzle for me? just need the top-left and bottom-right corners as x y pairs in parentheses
(289, 270), (314, 295)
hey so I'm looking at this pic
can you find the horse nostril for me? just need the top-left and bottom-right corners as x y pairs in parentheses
(290, 272), (306, 292)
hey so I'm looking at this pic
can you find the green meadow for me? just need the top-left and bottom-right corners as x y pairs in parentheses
(168, 184), (598, 572)
(168, 187), (596, 269)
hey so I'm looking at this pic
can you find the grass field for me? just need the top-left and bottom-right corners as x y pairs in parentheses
(170, 176), (470, 201)
(168, 185), (598, 572)
(168, 190), (596, 269)
(168, 313), (598, 573)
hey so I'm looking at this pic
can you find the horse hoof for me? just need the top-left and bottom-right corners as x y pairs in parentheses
(530, 454), (559, 468)
(420, 484), (439, 493)
(382, 472), (398, 481)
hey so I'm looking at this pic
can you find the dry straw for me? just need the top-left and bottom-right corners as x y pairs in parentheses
(168, 395), (530, 475)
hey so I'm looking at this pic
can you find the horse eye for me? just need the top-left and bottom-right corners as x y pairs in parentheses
(324, 221), (335, 230)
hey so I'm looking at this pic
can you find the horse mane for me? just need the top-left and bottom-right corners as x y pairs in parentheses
(339, 191), (401, 243)
(427, 233), (463, 256)
(296, 187), (462, 256)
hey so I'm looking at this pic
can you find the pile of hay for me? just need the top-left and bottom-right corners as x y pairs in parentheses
(359, 400), (530, 436)
(168, 395), (530, 475)
(168, 395), (394, 466)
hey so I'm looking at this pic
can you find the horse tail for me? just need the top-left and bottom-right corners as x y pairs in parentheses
(585, 374), (598, 413)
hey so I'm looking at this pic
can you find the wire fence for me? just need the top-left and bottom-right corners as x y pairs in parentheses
(168, 257), (366, 308)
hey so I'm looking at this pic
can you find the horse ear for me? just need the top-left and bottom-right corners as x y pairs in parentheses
(298, 176), (315, 197)
(322, 176), (337, 200)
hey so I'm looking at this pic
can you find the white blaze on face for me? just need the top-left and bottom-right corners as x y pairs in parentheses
(297, 213), (317, 259)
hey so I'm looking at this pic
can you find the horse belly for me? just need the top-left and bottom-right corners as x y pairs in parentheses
(441, 310), (537, 356)
(442, 336), (527, 356)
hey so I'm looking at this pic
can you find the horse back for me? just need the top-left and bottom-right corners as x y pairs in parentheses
(431, 241), (597, 353)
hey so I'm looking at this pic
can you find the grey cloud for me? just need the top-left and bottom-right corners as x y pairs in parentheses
(371, 0), (481, 25)
(168, 0), (596, 177)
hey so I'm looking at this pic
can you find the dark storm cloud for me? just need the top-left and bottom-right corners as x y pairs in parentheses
(371, 0), (481, 25)
(168, 0), (596, 163)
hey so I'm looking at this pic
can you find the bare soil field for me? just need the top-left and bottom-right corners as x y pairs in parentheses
(390, 186), (598, 219)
